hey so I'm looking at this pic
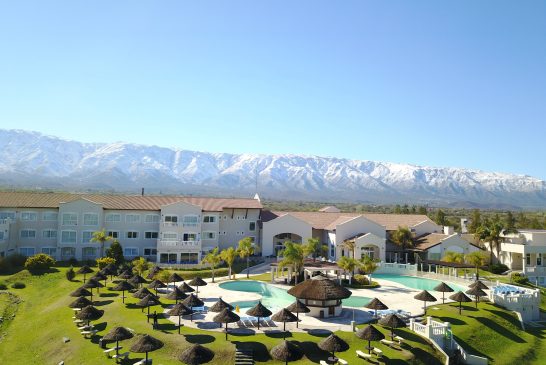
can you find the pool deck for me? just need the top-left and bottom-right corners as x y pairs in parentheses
(162, 273), (479, 333)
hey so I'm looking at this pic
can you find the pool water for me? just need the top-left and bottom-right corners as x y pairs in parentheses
(373, 274), (465, 291)
(219, 280), (371, 312)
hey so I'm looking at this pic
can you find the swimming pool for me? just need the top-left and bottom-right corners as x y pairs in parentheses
(219, 280), (371, 312)
(373, 274), (465, 291)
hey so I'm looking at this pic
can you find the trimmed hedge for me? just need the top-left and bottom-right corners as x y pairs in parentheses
(511, 272), (529, 285)
(24, 254), (55, 272)
(156, 267), (230, 281)
(490, 263), (509, 275)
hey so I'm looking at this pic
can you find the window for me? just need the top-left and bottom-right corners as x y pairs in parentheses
(83, 213), (98, 226)
(42, 211), (58, 221)
(0, 232), (4, 240)
(144, 248), (157, 256)
(62, 213), (78, 226)
(249, 222), (256, 231)
(126, 231), (139, 239)
(145, 214), (160, 223)
(61, 230), (77, 243)
(126, 214), (141, 223)
(183, 233), (197, 241)
(107, 231), (119, 239)
(183, 215), (198, 226)
(203, 215), (216, 223)
(20, 229), (36, 239)
(82, 247), (97, 257)
(42, 229), (57, 239)
(145, 231), (159, 239)
(82, 231), (94, 243)
(61, 247), (75, 257)
(42, 247), (57, 256)
(0, 212), (16, 220)
(538, 253), (543, 266)
(203, 232), (215, 240)
(21, 212), (37, 221)
(526, 253), (531, 266)
(124, 247), (139, 257)
(162, 232), (177, 240)
(19, 247), (35, 256)
(105, 213), (121, 223)
(164, 215), (178, 223)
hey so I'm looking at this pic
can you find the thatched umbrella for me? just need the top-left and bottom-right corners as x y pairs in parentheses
(179, 344), (215, 365)
(84, 278), (104, 294)
(270, 340), (302, 365)
(286, 300), (310, 329)
(148, 279), (166, 297)
(129, 274), (147, 289)
(68, 296), (93, 309)
(130, 334), (164, 364)
(178, 282), (195, 293)
(103, 263), (118, 280)
(137, 294), (161, 322)
(167, 302), (193, 334)
(166, 286), (188, 304)
(103, 326), (134, 359)
(70, 287), (93, 302)
(449, 291), (473, 314)
(378, 313), (406, 341)
(168, 272), (184, 289)
(271, 308), (299, 334)
(77, 265), (94, 283)
(209, 297), (234, 313)
(133, 287), (158, 300)
(182, 294), (204, 321)
(92, 272), (108, 287)
(318, 334), (349, 361)
(414, 290), (437, 315)
(433, 282), (454, 305)
(466, 287), (487, 308)
(188, 277), (207, 297)
(356, 324), (385, 354)
(212, 308), (240, 340)
(246, 301), (272, 330)
(75, 305), (104, 326)
(469, 280), (489, 290)
(147, 265), (162, 280)
(118, 270), (133, 281)
(364, 297), (389, 319)
(113, 280), (135, 303)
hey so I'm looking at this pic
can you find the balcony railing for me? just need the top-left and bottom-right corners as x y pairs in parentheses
(182, 222), (199, 228)
(525, 266), (546, 275)
(162, 222), (179, 227)
(157, 239), (201, 248)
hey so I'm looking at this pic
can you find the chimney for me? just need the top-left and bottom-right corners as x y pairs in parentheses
(443, 226), (454, 235)
(141, 188), (144, 196)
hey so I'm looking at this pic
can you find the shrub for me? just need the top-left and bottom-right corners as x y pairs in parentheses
(11, 282), (25, 289)
(490, 263), (509, 274)
(353, 274), (370, 285)
(96, 257), (116, 270)
(0, 282), (7, 290)
(24, 253), (55, 272)
(68, 257), (79, 267)
(66, 266), (76, 281)
(132, 257), (150, 275)
(156, 270), (171, 283)
(511, 273), (529, 285)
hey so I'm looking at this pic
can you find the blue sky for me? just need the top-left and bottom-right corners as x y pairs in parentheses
(1, 1), (545, 178)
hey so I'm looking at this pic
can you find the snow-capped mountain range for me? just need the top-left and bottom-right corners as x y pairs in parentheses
(1, 129), (545, 208)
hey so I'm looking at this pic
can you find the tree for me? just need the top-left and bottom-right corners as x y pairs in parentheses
(465, 251), (489, 280)
(391, 226), (414, 251)
(394, 205), (402, 214)
(278, 241), (304, 285)
(468, 209), (482, 234)
(359, 255), (378, 281)
(202, 247), (221, 283)
(237, 237), (255, 279)
(303, 238), (321, 261)
(337, 256), (358, 284)
(132, 257), (149, 275)
(476, 215), (504, 264)
(220, 247), (237, 280)
(342, 239), (356, 259)
(442, 251), (465, 264)
(435, 209), (447, 226)
(105, 239), (124, 265)
(90, 229), (113, 258)
(418, 206), (427, 215)
(96, 256), (116, 269)
(505, 211), (516, 232)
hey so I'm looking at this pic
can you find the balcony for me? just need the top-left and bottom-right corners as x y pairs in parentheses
(525, 266), (546, 275)
(182, 223), (199, 228)
(157, 239), (201, 249)
(162, 222), (179, 227)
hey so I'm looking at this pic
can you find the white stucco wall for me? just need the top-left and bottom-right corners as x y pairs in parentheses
(261, 214), (313, 256)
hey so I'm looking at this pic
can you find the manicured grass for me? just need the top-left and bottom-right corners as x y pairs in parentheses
(0, 268), (445, 364)
(430, 302), (546, 365)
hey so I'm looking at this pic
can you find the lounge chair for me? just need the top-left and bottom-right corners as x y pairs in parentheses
(133, 359), (151, 365)
(372, 347), (383, 356)
(338, 359), (348, 365)
(320, 361), (329, 365)
(81, 330), (98, 338)
(113, 352), (130, 360)
(394, 336), (405, 344)
(356, 350), (372, 360)
(380, 339), (395, 347)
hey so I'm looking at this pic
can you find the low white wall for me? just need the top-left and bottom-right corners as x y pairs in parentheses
(375, 262), (418, 275)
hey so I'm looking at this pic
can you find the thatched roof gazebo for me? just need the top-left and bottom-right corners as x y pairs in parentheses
(209, 297), (234, 313)
(270, 340), (303, 365)
(83, 278), (104, 294)
(77, 265), (94, 283)
(287, 276), (352, 318)
(129, 274), (147, 289)
(466, 287), (487, 308)
(133, 287), (157, 300)
(414, 290), (437, 315)
(188, 277), (207, 297)
(92, 272), (108, 287)
(469, 280), (489, 290)
(178, 282), (195, 293)
(118, 270), (133, 280)
(356, 324), (385, 354)
(130, 334), (163, 364)
(137, 294), (161, 322)
(271, 308), (299, 334)
(318, 334), (349, 361)
(168, 272), (184, 287)
(182, 294), (204, 322)
(68, 296), (93, 309)
(113, 280), (135, 303)
(70, 287), (93, 302)
(167, 303), (194, 334)
(433, 282), (454, 304)
(246, 301), (272, 330)
(75, 305), (104, 326)
(212, 308), (240, 340)
(103, 326), (134, 358)
(364, 298), (388, 319)
(378, 313), (406, 341)
(449, 291), (473, 314)
(179, 344), (215, 365)
(286, 301), (310, 328)
(166, 286), (188, 304)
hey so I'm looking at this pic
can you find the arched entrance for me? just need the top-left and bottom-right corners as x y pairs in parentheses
(273, 233), (302, 255)
(360, 245), (380, 260)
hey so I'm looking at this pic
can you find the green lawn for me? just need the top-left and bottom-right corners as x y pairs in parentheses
(430, 302), (546, 365)
(0, 268), (445, 364)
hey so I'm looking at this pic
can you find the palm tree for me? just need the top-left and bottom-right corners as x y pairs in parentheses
(342, 239), (357, 259)
(303, 238), (321, 261)
(476, 216), (505, 264)
(278, 241), (304, 285)
(220, 247), (237, 280)
(360, 255), (379, 282)
(91, 229), (113, 258)
(237, 237), (255, 279)
(442, 251), (465, 264)
(390, 226), (413, 262)
(465, 251), (489, 280)
(337, 256), (359, 284)
(201, 247), (221, 283)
